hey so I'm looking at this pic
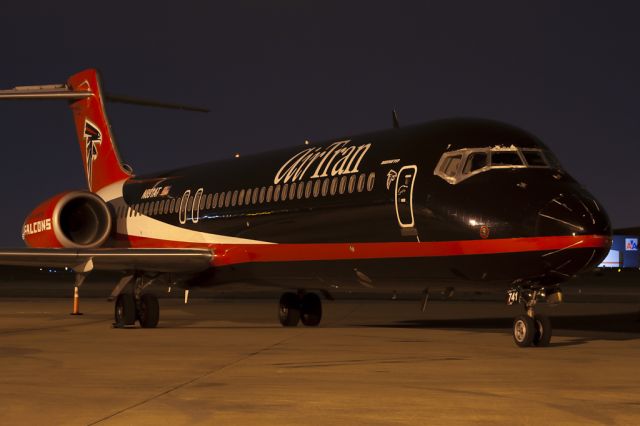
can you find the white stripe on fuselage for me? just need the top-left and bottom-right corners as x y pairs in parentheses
(97, 180), (274, 245)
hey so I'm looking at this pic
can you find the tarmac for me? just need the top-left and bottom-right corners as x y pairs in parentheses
(1, 294), (640, 425)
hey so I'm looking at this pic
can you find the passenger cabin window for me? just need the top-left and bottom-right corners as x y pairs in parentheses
(330, 177), (338, 195)
(321, 178), (330, 196)
(367, 172), (375, 191)
(339, 176), (347, 194)
(434, 146), (550, 185)
(305, 181), (313, 198)
(357, 174), (366, 192)
(348, 175), (356, 193)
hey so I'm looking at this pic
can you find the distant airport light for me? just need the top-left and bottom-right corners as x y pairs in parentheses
(234, 153), (240, 158)
(304, 140), (310, 145)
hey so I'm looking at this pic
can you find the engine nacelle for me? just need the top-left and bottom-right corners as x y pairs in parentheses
(22, 191), (113, 248)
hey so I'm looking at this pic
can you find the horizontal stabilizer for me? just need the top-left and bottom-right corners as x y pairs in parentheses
(0, 83), (209, 112)
(0, 84), (91, 100)
(106, 94), (209, 113)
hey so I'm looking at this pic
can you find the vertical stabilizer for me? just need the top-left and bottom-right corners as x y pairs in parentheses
(0, 69), (206, 192)
(67, 69), (132, 192)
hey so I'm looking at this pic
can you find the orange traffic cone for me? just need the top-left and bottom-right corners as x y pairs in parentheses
(70, 286), (83, 315)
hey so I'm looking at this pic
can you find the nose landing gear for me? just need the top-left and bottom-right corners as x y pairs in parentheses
(507, 286), (561, 347)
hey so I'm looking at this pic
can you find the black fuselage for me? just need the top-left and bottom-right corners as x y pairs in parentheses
(111, 118), (611, 292)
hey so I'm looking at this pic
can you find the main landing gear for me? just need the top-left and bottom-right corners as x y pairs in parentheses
(278, 291), (322, 327)
(113, 275), (160, 328)
(507, 286), (562, 348)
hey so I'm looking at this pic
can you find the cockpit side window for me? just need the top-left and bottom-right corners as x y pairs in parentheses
(521, 150), (548, 167)
(434, 146), (552, 185)
(443, 155), (462, 177)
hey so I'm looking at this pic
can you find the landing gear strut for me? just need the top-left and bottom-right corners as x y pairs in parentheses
(278, 291), (323, 327)
(113, 275), (160, 328)
(507, 286), (560, 347)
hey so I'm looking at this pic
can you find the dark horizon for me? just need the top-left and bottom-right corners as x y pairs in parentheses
(0, 1), (638, 246)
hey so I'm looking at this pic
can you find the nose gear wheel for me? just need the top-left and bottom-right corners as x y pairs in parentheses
(507, 285), (558, 347)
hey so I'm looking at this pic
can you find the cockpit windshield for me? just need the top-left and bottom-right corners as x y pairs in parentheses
(434, 146), (552, 184)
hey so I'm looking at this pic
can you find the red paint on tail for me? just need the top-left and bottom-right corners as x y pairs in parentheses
(67, 69), (131, 192)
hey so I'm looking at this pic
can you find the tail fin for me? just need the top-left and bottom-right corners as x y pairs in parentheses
(0, 68), (208, 192)
(0, 68), (131, 192)
(67, 69), (132, 192)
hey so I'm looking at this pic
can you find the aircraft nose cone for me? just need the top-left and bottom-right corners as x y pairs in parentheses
(537, 193), (610, 237)
(536, 192), (611, 277)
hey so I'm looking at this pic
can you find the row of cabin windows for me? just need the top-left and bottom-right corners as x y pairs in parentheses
(116, 172), (376, 219)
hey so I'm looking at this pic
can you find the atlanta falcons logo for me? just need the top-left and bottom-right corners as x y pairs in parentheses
(83, 119), (102, 189)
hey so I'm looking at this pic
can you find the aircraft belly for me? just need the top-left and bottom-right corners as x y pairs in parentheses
(192, 248), (601, 291)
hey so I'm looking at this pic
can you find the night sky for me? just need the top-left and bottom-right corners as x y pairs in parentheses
(0, 1), (638, 246)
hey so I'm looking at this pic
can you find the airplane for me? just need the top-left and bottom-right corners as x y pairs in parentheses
(0, 69), (611, 347)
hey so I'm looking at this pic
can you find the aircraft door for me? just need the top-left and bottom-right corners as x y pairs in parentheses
(395, 165), (418, 236)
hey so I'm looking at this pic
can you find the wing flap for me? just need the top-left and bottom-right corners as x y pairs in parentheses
(0, 248), (213, 273)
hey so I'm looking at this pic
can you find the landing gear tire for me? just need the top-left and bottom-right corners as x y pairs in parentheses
(279, 292), (301, 327)
(300, 293), (322, 327)
(532, 314), (552, 347)
(138, 293), (160, 328)
(114, 293), (136, 326)
(513, 315), (535, 347)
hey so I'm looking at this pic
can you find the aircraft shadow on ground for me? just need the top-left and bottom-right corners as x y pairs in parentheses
(361, 312), (640, 341)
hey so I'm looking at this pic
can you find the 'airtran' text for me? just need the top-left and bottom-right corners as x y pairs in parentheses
(274, 140), (371, 184)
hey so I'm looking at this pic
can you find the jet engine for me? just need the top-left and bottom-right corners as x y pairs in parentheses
(22, 191), (113, 248)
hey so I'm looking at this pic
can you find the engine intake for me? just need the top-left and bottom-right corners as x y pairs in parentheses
(22, 191), (113, 248)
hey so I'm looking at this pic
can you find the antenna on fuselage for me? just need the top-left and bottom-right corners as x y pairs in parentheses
(392, 109), (400, 129)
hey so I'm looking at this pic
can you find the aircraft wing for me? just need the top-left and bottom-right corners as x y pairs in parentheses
(0, 248), (213, 273)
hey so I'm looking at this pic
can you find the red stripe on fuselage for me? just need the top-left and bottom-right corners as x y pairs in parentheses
(115, 234), (610, 267)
